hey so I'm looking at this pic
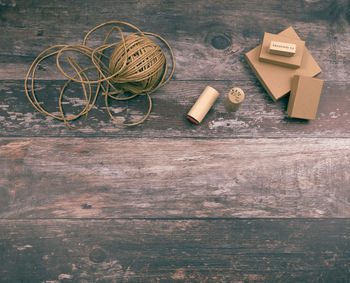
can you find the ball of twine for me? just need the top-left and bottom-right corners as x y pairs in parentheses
(24, 21), (175, 129)
(109, 34), (166, 94)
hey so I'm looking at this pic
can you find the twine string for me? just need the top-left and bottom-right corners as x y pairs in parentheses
(24, 21), (175, 128)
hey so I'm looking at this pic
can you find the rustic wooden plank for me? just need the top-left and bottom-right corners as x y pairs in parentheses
(0, 0), (348, 82)
(2, 1), (349, 138)
(1, 137), (350, 218)
(2, 1), (350, 282)
(1, 80), (349, 138)
(0, 219), (349, 282)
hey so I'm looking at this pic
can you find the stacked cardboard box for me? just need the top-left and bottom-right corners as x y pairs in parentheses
(245, 26), (323, 120)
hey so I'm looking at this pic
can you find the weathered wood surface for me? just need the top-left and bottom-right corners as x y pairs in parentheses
(1, 137), (350, 219)
(0, 0), (349, 82)
(1, 80), (350, 137)
(0, 219), (349, 282)
(1, 0), (350, 281)
(0, 0), (349, 138)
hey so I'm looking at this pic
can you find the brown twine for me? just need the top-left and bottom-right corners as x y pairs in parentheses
(24, 21), (175, 129)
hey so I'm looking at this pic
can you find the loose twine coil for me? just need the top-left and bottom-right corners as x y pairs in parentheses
(24, 21), (175, 129)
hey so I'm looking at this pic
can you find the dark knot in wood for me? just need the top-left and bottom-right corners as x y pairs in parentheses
(211, 34), (231, 50)
(89, 248), (107, 263)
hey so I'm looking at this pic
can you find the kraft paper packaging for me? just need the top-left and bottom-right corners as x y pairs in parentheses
(245, 26), (322, 101)
(259, 32), (305, 69)
(287, 75), (324, 120)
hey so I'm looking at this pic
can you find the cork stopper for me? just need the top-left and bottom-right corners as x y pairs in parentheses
(186, 86), (219, 124)
(225, 87), (245, 112)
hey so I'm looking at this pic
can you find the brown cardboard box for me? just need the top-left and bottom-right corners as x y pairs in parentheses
(287, 75), (324, 120)
(245, 26), (322, 101)
(259, 32), (305, 69)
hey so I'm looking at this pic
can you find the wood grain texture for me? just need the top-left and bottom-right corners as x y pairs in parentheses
(1, 0), (350, 281)
(1, 137), (350, 218)
(0, 0), (349, 82)
(0, 219), (349, 282)
(1, 0), (349, 138)
(1, 80), (350, 138)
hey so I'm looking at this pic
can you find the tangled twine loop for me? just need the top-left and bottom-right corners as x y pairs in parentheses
(24, 21), (175, 129)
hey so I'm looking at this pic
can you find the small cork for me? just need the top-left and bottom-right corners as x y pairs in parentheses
(269, 41), (296, 57)
(225, 87), (245, 112)
(186, 86), (219, 124)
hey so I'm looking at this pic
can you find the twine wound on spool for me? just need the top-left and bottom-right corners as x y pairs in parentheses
(24, 21), (175, 129)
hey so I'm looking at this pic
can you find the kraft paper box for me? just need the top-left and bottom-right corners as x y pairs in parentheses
(287, 75), (324, 120)
(259, 32), (305, 69)
(245, 26), (322, 101)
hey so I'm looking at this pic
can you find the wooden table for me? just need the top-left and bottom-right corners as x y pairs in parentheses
(1, 0), (350, 281)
